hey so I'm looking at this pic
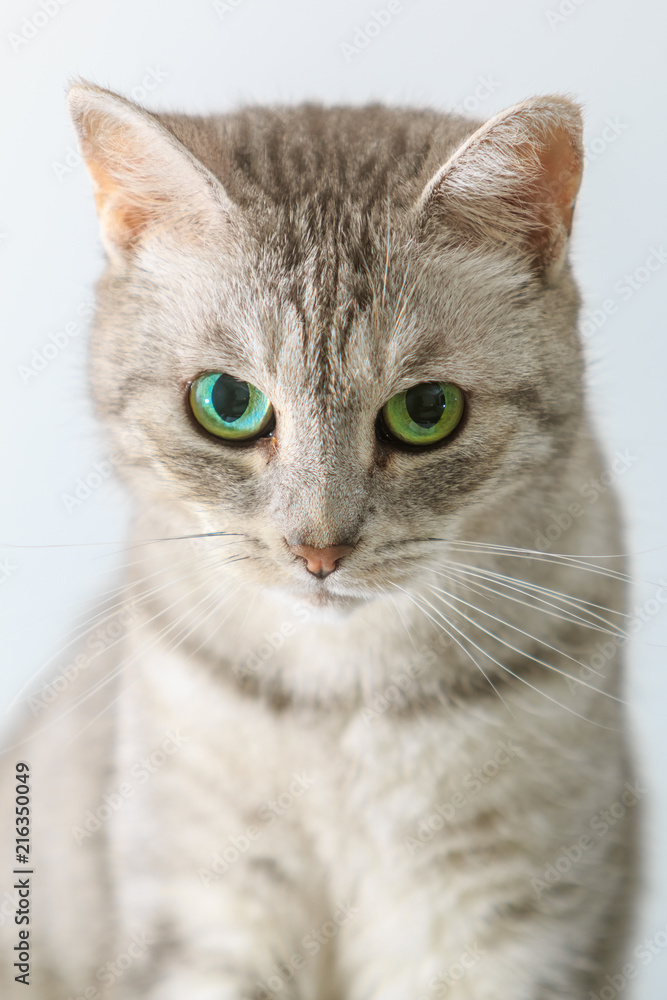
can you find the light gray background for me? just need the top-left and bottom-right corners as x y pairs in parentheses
(1, 0), (665, 995)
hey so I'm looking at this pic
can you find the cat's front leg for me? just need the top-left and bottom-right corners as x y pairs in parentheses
(333, 710), (637, 1000)
(104, 907), (325, 1000)
(103, 863), (335, 1000)
(337, 802), (635, 1000)
(107, 815), (335, 1000)
(108, 968), (299, 1000)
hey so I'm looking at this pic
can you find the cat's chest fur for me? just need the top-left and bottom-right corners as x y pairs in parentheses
(110, 605), (577, 909)
(102, 605), (625, 1000)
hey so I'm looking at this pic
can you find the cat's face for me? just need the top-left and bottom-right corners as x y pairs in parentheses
(72, 86), (584, 610)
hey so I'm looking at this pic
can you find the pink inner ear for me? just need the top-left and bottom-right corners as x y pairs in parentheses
(532, 124), (583, 236)
(77, 109), (207, 256)
(419, 99), (584, 273)
(87, 160), (154, 250)
(512, 123), (583, 265)
(468, 118), (584, 268)
(83, 118), (176, 252)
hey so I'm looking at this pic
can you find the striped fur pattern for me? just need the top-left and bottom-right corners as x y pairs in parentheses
(0, 85), (636, 999)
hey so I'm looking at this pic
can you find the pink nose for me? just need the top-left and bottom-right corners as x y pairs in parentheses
(289, 543), (354, 579)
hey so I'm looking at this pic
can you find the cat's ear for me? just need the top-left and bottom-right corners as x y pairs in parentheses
(67, 81), (234, 264)
(417, 96), (583, 279)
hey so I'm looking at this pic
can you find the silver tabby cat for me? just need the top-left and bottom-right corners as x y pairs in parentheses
(0, 82), (637, 999)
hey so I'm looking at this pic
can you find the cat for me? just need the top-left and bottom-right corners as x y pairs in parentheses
(0, 81), (637, 999)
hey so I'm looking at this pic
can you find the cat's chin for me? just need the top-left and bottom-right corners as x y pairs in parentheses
(271, 581), (370, 619)
(304, 591), (367, 616)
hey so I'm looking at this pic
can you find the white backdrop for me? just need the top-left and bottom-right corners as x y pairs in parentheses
(1, 1), (666, 995)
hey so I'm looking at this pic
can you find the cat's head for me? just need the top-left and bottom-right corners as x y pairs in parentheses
(68, 83), (585, 611)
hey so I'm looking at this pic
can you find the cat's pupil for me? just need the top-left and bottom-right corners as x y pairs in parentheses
(405, 383), (446, 427)
(211, 374), (250, 422)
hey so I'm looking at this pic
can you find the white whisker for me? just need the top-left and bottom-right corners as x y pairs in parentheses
(443, 539), (633, 584)
(5, 550), (242, 711)
(429, 561), (630, 639)
(424, 580), (624, 703)
(392, 585), (618, 729)
(433, 558), (630, 634)
(392, 583), (515, 717)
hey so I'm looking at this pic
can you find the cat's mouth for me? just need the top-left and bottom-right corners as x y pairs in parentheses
(237, 536), (428, 608)
(285, 565), (372, 608)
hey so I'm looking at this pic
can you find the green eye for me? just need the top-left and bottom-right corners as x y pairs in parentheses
(190, 373), (273, 441)
(381, 381), (464, 446)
